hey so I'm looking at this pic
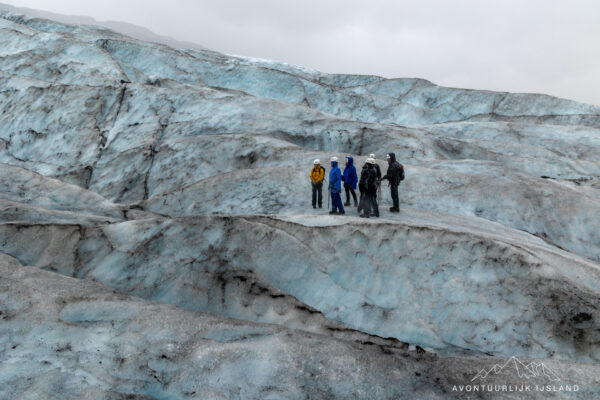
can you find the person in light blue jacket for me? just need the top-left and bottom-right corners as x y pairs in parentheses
(328, 156), (345, 215)
(342, 156), (358, 206)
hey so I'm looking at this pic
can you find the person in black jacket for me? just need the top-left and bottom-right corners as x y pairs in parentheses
(357, 163), (369, 215)
(381, 152), (404, 212)
(359, 158), (379, 218)
(366, 158), (379, 217)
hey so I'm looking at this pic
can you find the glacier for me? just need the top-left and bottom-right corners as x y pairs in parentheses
(1, 6), (600, 399)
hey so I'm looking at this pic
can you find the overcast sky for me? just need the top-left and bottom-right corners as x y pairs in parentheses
(5, 0), (600, 105)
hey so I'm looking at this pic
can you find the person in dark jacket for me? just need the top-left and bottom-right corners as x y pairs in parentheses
(357, 163), (368, 215)
(366, 158), (379, 217)
(328, 156), (345, 215)
(342, 156), (358, 207)
(309, 159), (325, 209)
(359, 158), (379, 218)
(381, 152), (404, 212)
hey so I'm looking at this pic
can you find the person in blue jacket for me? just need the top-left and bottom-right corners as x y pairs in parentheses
(342, 156), (358, 207)
(328, 156), (345, 215)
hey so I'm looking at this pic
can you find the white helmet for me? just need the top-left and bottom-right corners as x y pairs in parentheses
(369, 153), (375, 159)
(330, 156), (338, 162)
(385, 154), (391, 159)
(314, 159), (320, 165)
(366, 158), (376, 164)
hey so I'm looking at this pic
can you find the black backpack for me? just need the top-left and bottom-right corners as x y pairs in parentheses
(390, 162), (404, 185)
(366, 168), (378, 193)
(359, 167), (369, 192)
(314, 166), (325, 180)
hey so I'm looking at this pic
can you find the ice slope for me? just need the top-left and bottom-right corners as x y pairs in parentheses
(4, 253), (599, 399)
(2, 70), (599, 260)
(0, 163), (124, 223)
(2, 11), (599, 260)
(1, 214), (599, 362)
(0, 253), (433, 399)
(1, 7), (600, 398)
(0, 2), (208, 52)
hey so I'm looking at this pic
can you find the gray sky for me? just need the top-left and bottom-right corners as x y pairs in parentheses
(5, 0), (600, 105)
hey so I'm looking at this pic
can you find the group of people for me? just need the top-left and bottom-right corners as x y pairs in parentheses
(309, 153), (404, 218)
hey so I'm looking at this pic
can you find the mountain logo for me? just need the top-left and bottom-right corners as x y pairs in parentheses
(471, 357), (560, 382)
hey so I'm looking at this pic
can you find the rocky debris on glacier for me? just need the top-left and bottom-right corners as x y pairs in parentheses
(1, 7), (600, 399)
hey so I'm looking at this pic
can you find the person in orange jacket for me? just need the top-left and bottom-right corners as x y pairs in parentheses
(310, 159), (325, 208)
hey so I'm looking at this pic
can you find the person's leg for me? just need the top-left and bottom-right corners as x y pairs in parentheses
(362, 193), (371, 216)
(351, 189), (358, 206)
(317, 182), (322, 208)
(330, 191), (337, 212)
(344, 185), (351, 205)
(333, 191), (341, 212)
(334, 192), (345, 214)
(312, 183), (317, 208)
(371, 192), (379, 217)
(357, 192), (363, 213)
(391, 185), (399, 211)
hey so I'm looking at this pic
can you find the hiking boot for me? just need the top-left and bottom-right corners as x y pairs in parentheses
(354, 201), (358, 207)
(329, 211), (338, 215)
(344, 201), (350, 206)
(338, 211), (345, 215)
(318, 205), (322, 208)
(359, 214), (370, 218)
(312, 205), (316, 209)
(389, 207), (400, 213)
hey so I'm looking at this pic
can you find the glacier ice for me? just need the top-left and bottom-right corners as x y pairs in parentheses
(1, 7), (600, 399)
(3, 253), (600, 399)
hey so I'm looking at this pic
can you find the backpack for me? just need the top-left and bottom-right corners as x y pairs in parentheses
(366, 168), (377, 193)
(389, 162), (403, 185)
(359, 167), (369, 192)
(313, 166), (325, 182)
